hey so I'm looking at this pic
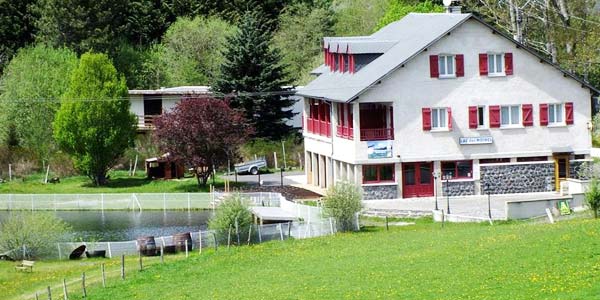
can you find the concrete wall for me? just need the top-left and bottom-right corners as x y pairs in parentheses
(505, 193), (585, 219)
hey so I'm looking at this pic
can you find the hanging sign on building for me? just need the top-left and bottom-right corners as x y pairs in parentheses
(367, 140), (392, 159)
(459, 136), (493, 145)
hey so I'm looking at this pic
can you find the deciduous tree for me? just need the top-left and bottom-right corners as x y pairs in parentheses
(0, 44), (78, 162)
(153, 97), (251, 186)
(53, 52), (136, 186)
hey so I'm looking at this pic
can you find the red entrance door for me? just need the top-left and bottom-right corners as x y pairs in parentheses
(402, 162), (434, 198)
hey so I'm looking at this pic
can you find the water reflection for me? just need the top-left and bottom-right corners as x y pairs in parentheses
(0, 210), (214, 242)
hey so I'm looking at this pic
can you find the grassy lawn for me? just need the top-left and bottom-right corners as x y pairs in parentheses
(3, 218), (600, 300)
(0, 171), (244, 194)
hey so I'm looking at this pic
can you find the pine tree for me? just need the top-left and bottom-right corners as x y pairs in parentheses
(213, 8), (295, 140)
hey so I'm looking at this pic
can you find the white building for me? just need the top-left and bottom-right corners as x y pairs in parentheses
(298, 13), (598, 200)
(129, 86), (303, 131)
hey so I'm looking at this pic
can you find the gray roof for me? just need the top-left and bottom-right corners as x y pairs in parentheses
(298, 13), (599, 102)
(298, 13), (472, 102)
(129, 86), (211, 95)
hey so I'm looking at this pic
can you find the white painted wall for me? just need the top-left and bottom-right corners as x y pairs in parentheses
(313, 18), (594, 164)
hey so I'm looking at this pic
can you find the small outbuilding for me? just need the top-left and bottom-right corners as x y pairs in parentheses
(145, 153), (185, 180)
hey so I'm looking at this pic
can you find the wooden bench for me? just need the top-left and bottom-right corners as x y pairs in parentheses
(15, 260), (34, 272)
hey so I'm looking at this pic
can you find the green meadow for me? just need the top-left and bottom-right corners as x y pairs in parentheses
(3, 217), (600, 300)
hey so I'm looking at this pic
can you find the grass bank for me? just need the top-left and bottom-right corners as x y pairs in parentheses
(3, 218), (599, 299)
(0, 171), (244, 194)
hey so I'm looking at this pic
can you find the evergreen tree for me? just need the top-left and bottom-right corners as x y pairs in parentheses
(214, 9), (295, 140)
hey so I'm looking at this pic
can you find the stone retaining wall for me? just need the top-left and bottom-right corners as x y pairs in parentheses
(480, 162), (555, 194)
(441, 180), (475, 196)
(569, 160), (591, 180)
(363, 185), (398, 200)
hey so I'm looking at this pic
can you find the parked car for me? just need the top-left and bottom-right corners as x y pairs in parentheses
(234, 158), (267, 175)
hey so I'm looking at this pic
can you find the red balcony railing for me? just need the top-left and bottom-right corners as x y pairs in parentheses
(360, 128), (394, 141)
(306, 118), (331, 137)
(336, 125), (354, 139)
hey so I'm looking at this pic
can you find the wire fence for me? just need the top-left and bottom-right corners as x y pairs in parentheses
(0, 192), (282, 211)
(21, 217), (346, 300)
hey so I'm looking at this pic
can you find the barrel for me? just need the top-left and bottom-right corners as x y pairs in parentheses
(173, 232), (192, 252)
(137, 236), (157, 256)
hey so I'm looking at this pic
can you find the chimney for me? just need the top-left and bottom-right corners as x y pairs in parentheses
(443, 0), (462, 14)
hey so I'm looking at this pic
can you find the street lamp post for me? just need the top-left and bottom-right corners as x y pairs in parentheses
(443, 173), (452, 214)
(486, 182), (492, 220)
(432, 171), (440, 211)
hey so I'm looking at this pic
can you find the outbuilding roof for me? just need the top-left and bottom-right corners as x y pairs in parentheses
(298, 13), (599, 102)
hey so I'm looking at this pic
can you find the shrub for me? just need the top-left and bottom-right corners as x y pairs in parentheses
(323, 181), (363, 232)
(209, 194), (253, 244)
(585, 179), (600, 218)
(0, 212), (71, 259)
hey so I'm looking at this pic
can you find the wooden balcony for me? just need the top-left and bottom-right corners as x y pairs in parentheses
(360, 128), (394, 141)
(306, 118), (331, 137)
(336, 125), (354, 139)
(137, 115), (159, 131)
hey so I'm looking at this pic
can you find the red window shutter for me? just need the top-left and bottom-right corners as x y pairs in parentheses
(429, 55), (439, 78)
(522, 104), (533, 126)
(456, 54), (464, 77)
(349, 54), (355, 73)
(324, 49), (327, 65)
(540, 103), (548, 126)
(447, 107), (453, 130)
(468, 106), (478, 129)
(505, 53), (513, 75)
(479, 54), (488, 76)
(422, 108), (432, 131)
(565, 102), (574, 124)
(489, 105), (500, 128)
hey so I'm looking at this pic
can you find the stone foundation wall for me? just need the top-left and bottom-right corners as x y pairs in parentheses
(441, 180), (475, 196)
(363, 185), (398, 200)
(480, 162), (554, 194)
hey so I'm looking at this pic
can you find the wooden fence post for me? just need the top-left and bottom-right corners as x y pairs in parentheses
(198, 231), (202, 254)
(101, 264), (106, 288)
(247, 225), (252, 246)
(138, 251), (143, 271)
(227, 225), (232, 249)
(121, 254), (125, 280)
(62, 279), (68, 300)
(81, 272), (87, 298)
(47, 286), (51, 300)
(185, 242), (189, 258)
(160, 246), (164, 264)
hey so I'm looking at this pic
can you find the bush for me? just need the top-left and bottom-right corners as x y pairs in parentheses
(323, 181), (363, 232)
(209, 194), (253, 244)
(585, 179), (600, 218)
(0, 212), (71, 259)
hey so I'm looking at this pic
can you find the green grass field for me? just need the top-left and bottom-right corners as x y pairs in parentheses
(0, 171), (243, 194)
(3, 217), (600, 300)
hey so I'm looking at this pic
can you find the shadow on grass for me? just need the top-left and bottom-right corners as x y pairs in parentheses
(80, 177), (152, 188)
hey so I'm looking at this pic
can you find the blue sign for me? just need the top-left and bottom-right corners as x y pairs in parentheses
(367, 141), (392, 159)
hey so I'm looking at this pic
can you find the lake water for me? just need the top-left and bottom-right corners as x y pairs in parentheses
(0, 210), (214, 242)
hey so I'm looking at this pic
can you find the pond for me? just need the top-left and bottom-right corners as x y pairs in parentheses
(0, 210), (214, 242)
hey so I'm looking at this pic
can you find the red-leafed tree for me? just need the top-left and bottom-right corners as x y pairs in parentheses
(153, 97), (251, 186)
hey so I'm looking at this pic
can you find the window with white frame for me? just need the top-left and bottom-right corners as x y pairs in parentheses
(488, 53), (504, 75)
(477, 106), (485, 127)
(438, 55), (455, 77)
(431, 108), (447, 129)
(548, 103), (564, 125)
(500, 105), (520, 126)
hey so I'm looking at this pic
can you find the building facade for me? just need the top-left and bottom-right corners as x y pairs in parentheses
(129, 86), (303, 132)
(298, 13), (598, 200)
